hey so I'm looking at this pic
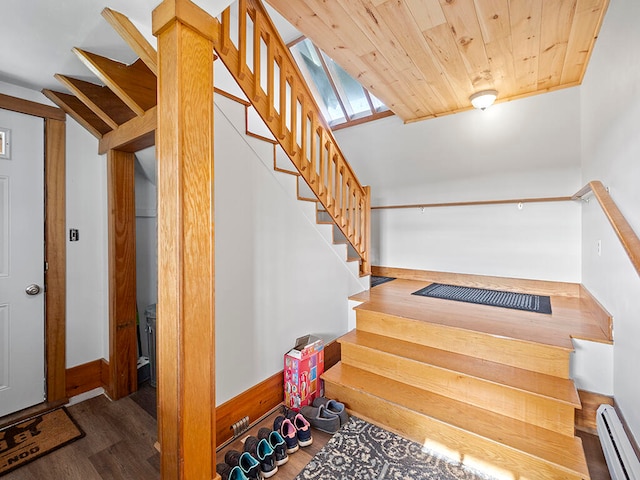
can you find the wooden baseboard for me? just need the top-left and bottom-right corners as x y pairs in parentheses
(576, 389), (614, 434)
(579, 285), (614, 342)
(66, 359), (110, 398)
(215, 339), (341, 447)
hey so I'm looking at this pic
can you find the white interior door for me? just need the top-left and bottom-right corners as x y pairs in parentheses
(0, 108), (45, 417)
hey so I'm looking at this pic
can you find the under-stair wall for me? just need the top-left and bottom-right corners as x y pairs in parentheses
(213, 91), (365, 405)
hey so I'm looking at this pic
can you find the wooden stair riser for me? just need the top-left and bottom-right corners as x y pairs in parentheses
(340, 342), (577, 436)
(356, 309), (571, 378)
(324, 381), (586, 480)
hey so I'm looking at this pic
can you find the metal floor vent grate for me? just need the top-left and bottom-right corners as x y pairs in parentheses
(412, 283), (552, 314)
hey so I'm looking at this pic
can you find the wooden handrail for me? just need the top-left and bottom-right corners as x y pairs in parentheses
(373, 196), (572, 210)
(573, 181), (640, 278)
(211, 0), (370, 275)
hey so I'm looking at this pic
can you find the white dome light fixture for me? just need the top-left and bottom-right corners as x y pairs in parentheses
(470, 89), (498, 110)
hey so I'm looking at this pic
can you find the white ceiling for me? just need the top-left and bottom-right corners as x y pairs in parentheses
(0, 0), (299, 94)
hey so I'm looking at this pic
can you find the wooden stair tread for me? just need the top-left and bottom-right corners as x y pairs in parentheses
(323, 363), (589, 477)
(355, 278), (611, 347)
(339, 330), (580, 407)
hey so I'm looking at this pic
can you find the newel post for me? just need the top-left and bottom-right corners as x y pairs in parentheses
(152, 1), (218, 478)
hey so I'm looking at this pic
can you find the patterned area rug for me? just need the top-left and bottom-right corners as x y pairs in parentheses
(295, 417), (495, 480)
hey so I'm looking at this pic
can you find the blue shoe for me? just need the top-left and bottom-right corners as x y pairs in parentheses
(228, 466), (249, 480)
(244, 435), (278, 478)
(225, 450), (261, 480)
(258, 427), (288, 466)
(279, 417), (299, 453)
(292, 413), (313, 447)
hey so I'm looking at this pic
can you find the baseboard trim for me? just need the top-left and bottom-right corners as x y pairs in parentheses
(576, 389), (614, 434)
(215, 339), (341, 447)
(66, 359), (110, 398)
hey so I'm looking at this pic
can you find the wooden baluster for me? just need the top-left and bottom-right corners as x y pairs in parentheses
(300, 104), (308, 173)
(319, 130), (327, 200)
(267, 35), (275, 121)
(278, 68), (287, 140)
(341, 164), (347, 227)
(220, 7), (231, 55)
(253, 13), (261, 102)
(290, 85), (298, 159)
(362, 185), (371, 274)
(309, 114), (317, 185)
(326, 144), (334, 209)
(238, 0), (246, 80)
(353, 190), (361, 249)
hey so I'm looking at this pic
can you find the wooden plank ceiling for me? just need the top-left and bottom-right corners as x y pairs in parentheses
(265, 0), (609, 122)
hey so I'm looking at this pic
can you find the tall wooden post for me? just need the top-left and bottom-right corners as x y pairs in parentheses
(152, 1), (217, 478)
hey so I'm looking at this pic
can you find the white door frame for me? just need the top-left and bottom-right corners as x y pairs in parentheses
(0, 93), (66, 422)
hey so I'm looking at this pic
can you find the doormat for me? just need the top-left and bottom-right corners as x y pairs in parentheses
(412, 283), (552, 314)
(0, 408), (84, 476)
(295, 416), (495, 480)
(370, 276), (395, 288)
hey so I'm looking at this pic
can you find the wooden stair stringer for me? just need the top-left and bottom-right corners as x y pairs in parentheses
(338, 329), (580, 436)
(324, 363), (590, 480)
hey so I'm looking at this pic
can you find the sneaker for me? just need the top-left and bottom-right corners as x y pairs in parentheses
(244, 435), (278, 478)
(276, 417), (299, 454)
(312, 396), (349, 426)
(224, 450), (261, 480)
(216, 462), (233, 480)
(258, 427), (288, 466)
(291, 413), (313, 447)
(228, 466), (250, 480)
(300, 404), (341, 434)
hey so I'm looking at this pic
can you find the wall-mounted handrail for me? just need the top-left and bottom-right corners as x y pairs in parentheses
(372, 196), (572, 210)
(573, 180), (640, 278)
(211, 0), (370, 275)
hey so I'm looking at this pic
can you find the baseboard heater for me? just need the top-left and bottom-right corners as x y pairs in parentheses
(597, 405), (640, 480)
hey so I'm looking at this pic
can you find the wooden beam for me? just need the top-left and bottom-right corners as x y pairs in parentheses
(102, 7), (159, 76)
(107, 150), (138, 400)
(98, 106), (157, 155)
(0, 93), (65, 120)
(153, 0), (217, 478)
(73, 49), (157, 115)
(54, 74), (136, 128)
(44, 118), (67, 403)
(42, 89), (111, 138)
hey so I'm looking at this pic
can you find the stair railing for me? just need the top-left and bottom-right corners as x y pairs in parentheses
(212, 0), (371, 275)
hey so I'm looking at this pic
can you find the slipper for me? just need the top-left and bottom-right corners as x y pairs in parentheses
(312, 396), (349, 426)
(300, 404), (341, 434)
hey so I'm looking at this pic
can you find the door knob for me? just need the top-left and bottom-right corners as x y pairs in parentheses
(25, 284), (41, 296)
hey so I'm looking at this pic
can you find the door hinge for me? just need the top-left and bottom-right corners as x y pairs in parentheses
(44, 261), (49, 271)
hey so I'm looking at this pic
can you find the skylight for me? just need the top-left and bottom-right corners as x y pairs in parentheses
(289, 38), (392, 129)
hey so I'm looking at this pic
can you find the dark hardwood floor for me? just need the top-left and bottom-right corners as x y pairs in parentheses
(3, 383), (611, 479)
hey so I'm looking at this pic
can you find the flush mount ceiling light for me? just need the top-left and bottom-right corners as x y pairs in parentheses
(470, 89), (498, 110)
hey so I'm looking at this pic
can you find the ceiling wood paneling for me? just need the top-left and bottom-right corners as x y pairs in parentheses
(266, 0), (609, 122)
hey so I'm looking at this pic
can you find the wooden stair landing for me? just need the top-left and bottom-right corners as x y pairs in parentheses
(323, 275), (611, 479)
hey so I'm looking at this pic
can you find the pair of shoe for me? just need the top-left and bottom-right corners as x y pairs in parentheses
(300, 397), (349, 434)
(273, 410), (313, 454)
(217, 427), (289, 480)
(216, 463), (252, 480)
(220, 450), (261, 480)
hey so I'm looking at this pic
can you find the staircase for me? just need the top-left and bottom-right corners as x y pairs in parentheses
(324, 276), (597, 480)
(212, 0), (371, 276)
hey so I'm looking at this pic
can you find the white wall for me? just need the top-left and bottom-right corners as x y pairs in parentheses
(335, 88), (583, 282)
(214, 95), (363, 405)
(580, 0), (640, 443)
(65, 120), (109, 367)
